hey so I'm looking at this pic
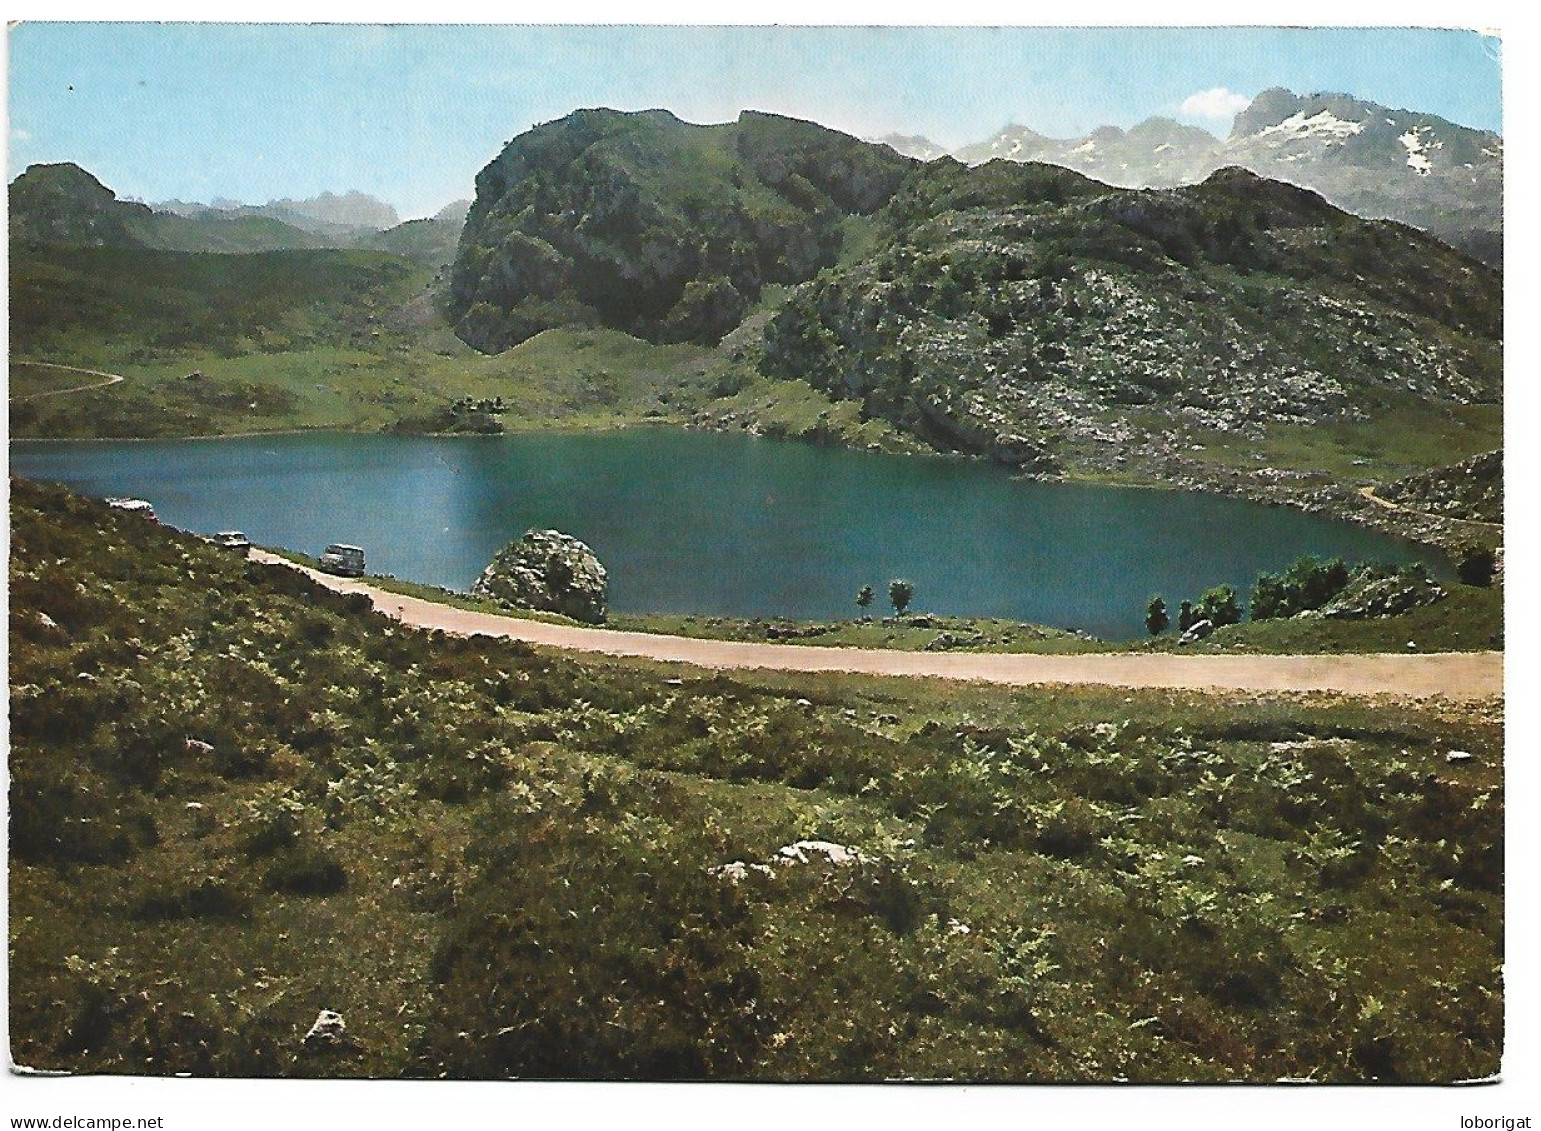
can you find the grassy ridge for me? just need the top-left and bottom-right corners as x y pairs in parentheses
(10, 479), (1501, 1080)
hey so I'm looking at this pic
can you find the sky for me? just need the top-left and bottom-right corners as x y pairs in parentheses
(6, 23), (1506, 221)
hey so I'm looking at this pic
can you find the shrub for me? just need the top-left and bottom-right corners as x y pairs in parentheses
(9, 761), (157, 865)
(889, 578), (915, 615)
(1454, 543), (1497, 588)
(1250, 556), (1352, 620)
(1194, 585), (1242, 628)
(1145, 596), (1169, 636)
(1176, 600), (1197, 632)
(263, 846), (347, 895)
(134, 877), (252, 921)
(242, 785), (307, 856)
(425, 812), (769, 1079)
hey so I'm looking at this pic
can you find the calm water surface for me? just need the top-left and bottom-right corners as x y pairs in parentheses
(11, 429), (1446, 638)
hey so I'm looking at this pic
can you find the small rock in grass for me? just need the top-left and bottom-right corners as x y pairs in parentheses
(777, 840), (864, 867)
(302, 1009), (350, 1050)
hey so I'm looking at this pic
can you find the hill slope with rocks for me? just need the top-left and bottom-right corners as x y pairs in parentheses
(444, 110), (1499, 506)
(1380, 450), (1502, 524)
(754, 160), (1499, 472)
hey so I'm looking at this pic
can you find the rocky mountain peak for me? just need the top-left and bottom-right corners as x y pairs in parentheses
(8, 162), (152, 248)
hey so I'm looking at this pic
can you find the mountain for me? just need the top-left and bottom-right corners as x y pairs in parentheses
(447, 108), (916, 352)
(9, 162), (156, 248)
(446, 110), (1498, 474)
(949, 91), (1502, 266)
(156, 190), (400, 237)
(955, 117), (1219, 188)
(1221, 89), (1502, 266)
(358, 211), (466, 269)
(10, 163), (330, 254)
(754, 160), (1499, 469)
(432, 198), (472, 225)
(873, 133), (950, 161)
(266, 189), (399, 231)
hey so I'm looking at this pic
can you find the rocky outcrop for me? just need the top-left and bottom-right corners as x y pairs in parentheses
(950, 90), (1503, 268)
(1380, 450), (1502, 525)
(8, 162), (154, 248)
(447, 108), (915, 352)
(760, 163), (1499, 464)
(1178, 619), (1215, 645)
(472, 529), (609, 624)
(302, 1009), (351, 1050)
(1321, 565), (1447, 619)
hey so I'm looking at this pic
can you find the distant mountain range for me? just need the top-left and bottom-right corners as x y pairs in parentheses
(10, 163), (469, 268)
(876, 88), (1503, 265)
(152, 190), (401, 241)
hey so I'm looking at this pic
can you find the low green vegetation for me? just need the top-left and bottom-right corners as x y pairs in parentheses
(1251, 556), (1353, 621)
(1147, 555), (1501, 653)
(9, 479), (1502, 1081)
(606, 611), (1103, 654)
(1166, 584), (1503, 655)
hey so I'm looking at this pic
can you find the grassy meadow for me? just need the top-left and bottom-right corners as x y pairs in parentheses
(9, 479), (1502, 1081)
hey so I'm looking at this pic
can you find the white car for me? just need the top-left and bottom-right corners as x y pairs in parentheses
(319, 543), (366, 577)
(215, 531), (252, 556)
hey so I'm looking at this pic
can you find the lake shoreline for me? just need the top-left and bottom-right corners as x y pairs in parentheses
(11, 414), (1483, 559)
(12, 428), (1458, 639)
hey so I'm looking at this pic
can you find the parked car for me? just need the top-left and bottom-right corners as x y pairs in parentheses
(215, 531), (252, 556)
(319, 543), (366, 577)
(105, 497), (157, 522)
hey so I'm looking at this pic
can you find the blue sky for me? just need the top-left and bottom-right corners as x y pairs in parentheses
(7, 23), (1503, 219)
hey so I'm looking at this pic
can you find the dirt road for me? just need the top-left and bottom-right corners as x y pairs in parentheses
(10, 361), (126, 401)
(1358, 485), (1501, 532)
(253, 551), (1501, 700)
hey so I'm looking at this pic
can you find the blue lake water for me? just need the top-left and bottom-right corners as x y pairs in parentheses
(10, 429), (1447, 638)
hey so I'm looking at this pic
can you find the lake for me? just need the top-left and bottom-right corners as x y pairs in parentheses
(11, 429), (1447, 638)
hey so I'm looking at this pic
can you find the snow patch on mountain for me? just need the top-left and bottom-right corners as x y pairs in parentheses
(1255, 109), (1365, 142)
(1399, 128), (1433, 175)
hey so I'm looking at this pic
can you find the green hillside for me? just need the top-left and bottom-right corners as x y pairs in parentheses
(8, 238), (714, 439)
(8, 478), (1502, 1080)
(356, 214), (464, 268)
(10, 245), (426, 358)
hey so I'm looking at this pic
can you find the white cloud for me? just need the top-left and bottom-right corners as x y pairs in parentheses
(11, 127), (32, 144)
(1179, 87), (1253, 122)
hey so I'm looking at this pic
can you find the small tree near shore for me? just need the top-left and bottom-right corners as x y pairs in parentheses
(888, 579), (915, 616)
(1454, 542), (1497, 588)
(856, 585), (875, 610)
(1195, 584), (1243, 628)
(1177, 600), (1196, 632)
(1145, 596), (1169, 636)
